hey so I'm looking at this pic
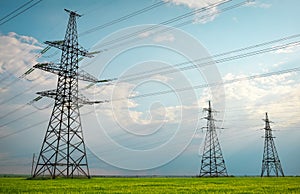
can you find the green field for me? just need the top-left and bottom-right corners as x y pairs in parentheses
(0, 177), (299, 193)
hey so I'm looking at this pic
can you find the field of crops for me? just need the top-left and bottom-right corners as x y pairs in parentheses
(0, 176), (299, 193)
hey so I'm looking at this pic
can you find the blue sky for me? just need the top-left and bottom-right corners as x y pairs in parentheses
(0, 0), (299, 176)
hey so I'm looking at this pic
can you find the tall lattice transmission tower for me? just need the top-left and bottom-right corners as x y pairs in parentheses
(32, 9), (107, 179)
(261, 112), (284, 177)
(199, 101), (228, 177)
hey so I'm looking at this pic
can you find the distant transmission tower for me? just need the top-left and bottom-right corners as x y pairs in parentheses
(32, 9), (107, 179)
(199, 101), (228, 177)
(261, 112), (284, 177)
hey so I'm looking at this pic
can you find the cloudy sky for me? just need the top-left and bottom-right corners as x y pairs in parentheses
(0, 0), (299, 176)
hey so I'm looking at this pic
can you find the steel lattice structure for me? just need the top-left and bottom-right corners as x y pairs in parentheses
(261, 112), (284, 177)
(32, 9), (107, 179)
(199, 101), (228, 177)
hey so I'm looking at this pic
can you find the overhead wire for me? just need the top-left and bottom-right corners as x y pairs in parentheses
(0, 0), (34, 23)
(92, 0), (249, 52)
(0, 0), (233, 87)
(2, 66), (299, 139)
(123, 41), (300, 83)
(116, 34), (300, 80)
(108, 41), (300, 84)
(0, 0), (43, 26)
(0, 119), (47, 140)
(0, 1), (298, 138)
(0, 1), (300, 170)
(110, 67), (300, 101)
(79, 1), (169, 36)
(93, 0), (231, 50)
(1, 36), (299, 123)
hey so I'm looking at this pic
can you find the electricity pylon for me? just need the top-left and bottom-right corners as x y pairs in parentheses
(32, 9), (108, 179)
(199, 101), (228, 177)
(261, 112), (284, 177)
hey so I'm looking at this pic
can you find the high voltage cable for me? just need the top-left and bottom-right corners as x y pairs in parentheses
(94, 1), (248, 51)
(1, 1), (168, 83)
(111, 67), (300, 101)
(111, 41), (300, 83)
(0, 119), (47, 140)
(0, 109), (40, 128)
(94, 0), (246, 52)
(0, 0), (43, 26)
(0, 101), (53, 128)
(0, 108), (95, 139)
(0, 0), (238, 86)
(79, 1), (169, 36)
(76, 31), (300, 77)
(223, 99), (300, 112)
(119, 34), (300, 79)
(1, 38), (299, 120)
(0, 104), (28, 120)
(94, 0), (230, 49)
(0, 47), (55, 85)
(0, 0), (235, 86)
(0, 83), (41, 106)
(0, 0), (34, 22)
(1, 77), (299, 139)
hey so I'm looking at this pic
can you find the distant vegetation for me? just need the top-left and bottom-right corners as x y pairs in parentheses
(0, 177), (299, 193)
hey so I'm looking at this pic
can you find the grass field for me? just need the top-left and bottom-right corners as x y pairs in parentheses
(0, 176), (299, 193)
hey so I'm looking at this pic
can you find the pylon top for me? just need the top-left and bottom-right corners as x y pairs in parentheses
(64, 9), (82, 17)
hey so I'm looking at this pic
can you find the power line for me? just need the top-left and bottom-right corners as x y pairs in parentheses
(93, 0), (230, 49)
(79, 1), (169, 36)
(95, 0), (246, 52)
(0, 109), (39, 128)
(0, 104), (28, 120)
(118, 34), (300, 79)
(1, 38), (299, 121)
(0, 83), (39, 106)
(0, 0), (43, 26)
(0, 0), (34, 22)
(0, 1), (239, 87)
(0, 119), (47, 140)
(112, 41), (300, 83)
(111, 67), (300, 101)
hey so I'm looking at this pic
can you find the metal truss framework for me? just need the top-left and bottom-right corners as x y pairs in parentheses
(32, 9), (106, 179)
(199, 101), (228, 177)
(261, 112), (284, 177)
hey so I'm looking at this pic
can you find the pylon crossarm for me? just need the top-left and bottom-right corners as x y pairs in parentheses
(35, 90), (108, 106)
(34, 62), (61, 75)
(77, 93), (109, 105)
(80, 100), (109, 105)
(36, 89), (57, 99)
(77, 69), (100, 83)
(34, 62), (111, 83)
(45, 40), (93, 58)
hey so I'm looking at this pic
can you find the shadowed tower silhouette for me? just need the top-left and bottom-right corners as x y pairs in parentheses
(199, 101), (227, 177)
(32, 9), (107, 179)
(261, 112), (284, 177)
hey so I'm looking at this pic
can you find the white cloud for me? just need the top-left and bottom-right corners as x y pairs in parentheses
(154, 33), (175, 43)
(273, 43), (300, 54)
(245, 1), (271, 9)
(0, 32), (42, 74)
(272, 61), (285, 67)
(138, 31), (154, 38)
(150, 74), (174, 82)
(165, 0), (221, 9)
(164, 0), (226, 24)
(223, 71), (300, 128)
(0, 32), (57, 94)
